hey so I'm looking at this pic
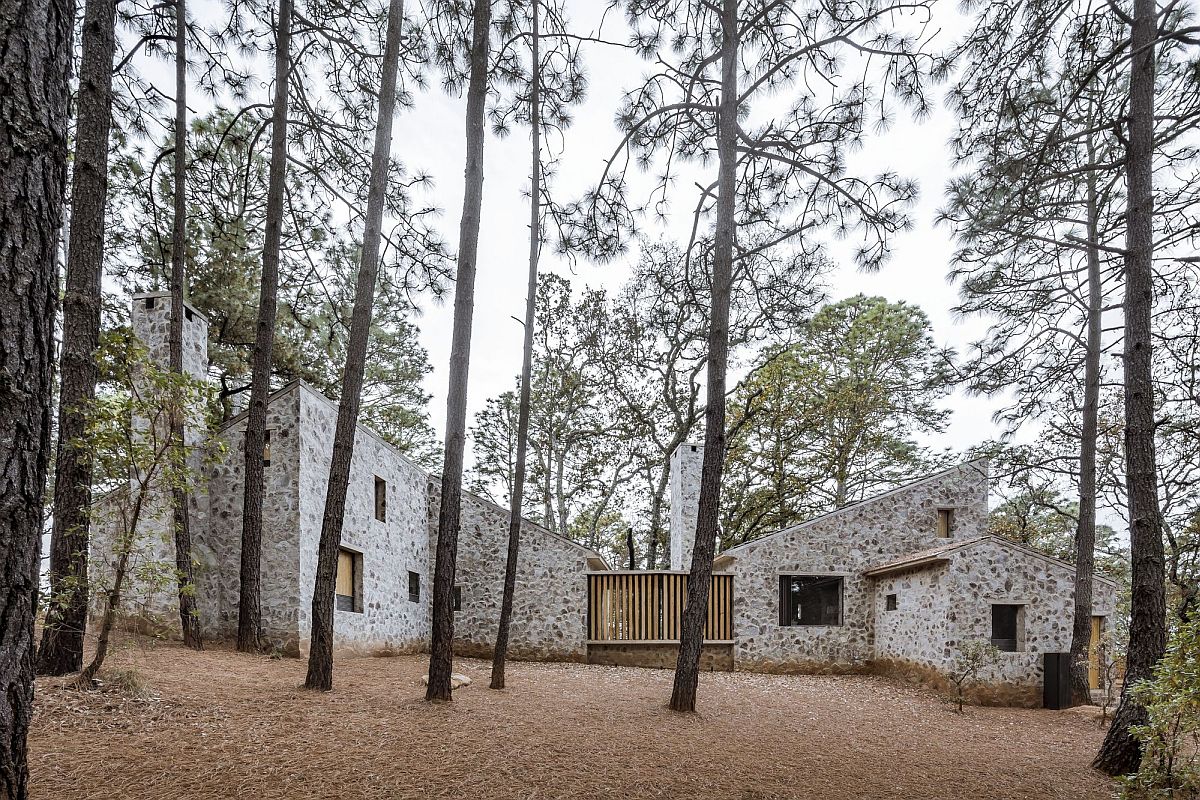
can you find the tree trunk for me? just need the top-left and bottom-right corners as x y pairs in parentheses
(0, 0), (72, 790)
(1093, 0), (1167, 774)
(1068, 153), (1101, 706)
(169, 0), (203, 650)
(670, 0), (737, 714)
(426, 0), (491, 703)
(490, 0), (538, 692)
(82, 494), (144, 684)
(304, 0), (405, 691)
(238, 0), (293, 654)
(38, 0), (117, 677)
(626, 527), (635, 570)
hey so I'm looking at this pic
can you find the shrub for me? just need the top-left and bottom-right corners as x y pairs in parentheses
(1121, 617), (1200, 798)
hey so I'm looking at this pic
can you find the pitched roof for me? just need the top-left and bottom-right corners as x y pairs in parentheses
(717, 459), (990, 557)
(861, 533), (1121, 587)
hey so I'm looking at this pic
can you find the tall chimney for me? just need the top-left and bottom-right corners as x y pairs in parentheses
(669, 442), (703, 570)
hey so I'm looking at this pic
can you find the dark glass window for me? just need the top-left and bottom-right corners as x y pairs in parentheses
(991, 604), (1021, 652)
(886, 593), (898, 611)
(262, 430), (271, 467)
(451, 586), (461, 612)
(779, 575), (843, 626)
(374, 476), (387, 522)
(408, 571), (420, 603)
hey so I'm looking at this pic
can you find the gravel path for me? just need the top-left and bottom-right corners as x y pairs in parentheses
(30, 640), (1117, 799)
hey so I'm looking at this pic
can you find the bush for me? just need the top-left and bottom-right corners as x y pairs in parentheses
(1121, 617), (1200, 798)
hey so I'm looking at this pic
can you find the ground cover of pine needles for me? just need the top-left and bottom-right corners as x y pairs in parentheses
(31, 637), (1116, 799)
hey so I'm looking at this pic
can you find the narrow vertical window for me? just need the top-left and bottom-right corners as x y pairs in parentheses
(408, 571), (420, 603)
(885, 593), (898, 611)
(335, 548), (363, 613)
(451, 585), (462, 612)
(374, 476), (387, 522)
(262, 429), (271, 467)
(937, 508), (954, 538)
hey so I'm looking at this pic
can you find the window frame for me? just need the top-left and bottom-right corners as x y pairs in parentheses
(778, 574), (844, 627)
(990, 603), (1024, 652)
(936, 507), (954, 538)
(885, 593), (898, 611)
(335, 547), (363, 614)
(407, 570), (420, 603)
(373, 475), (387, 522)
(451, 585), (462, 612)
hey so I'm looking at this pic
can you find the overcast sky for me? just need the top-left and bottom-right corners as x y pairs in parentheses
(391, 1), (1009, 466)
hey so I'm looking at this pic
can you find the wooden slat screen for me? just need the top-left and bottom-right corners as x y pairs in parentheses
(587, 572), (733, 642)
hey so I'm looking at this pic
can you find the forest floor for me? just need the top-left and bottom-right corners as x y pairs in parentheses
(30, 637), (1116, 800)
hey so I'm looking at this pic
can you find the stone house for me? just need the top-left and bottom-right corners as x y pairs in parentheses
(673, 442), (1120, 704)
(107, 294), (1118, 704)
(112, 292), (606, 660)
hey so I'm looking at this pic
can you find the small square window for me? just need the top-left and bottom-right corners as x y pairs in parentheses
(886, 593), (898, 611)
(779, 575), (843, 626)
(452, 585), (461, 612)
(991, 604), (1023, 652)
(262, 430), (271, 467)
(937, 508), (954, 538)
(144, 296), (156, 310)
(374, 476), (387, 522)
(335, 548), (363, 613)
(408, 571), (420, 603)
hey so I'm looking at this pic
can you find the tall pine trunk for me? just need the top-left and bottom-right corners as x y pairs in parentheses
(0, 0), (73, 790)
(238, 0), (293, 654)
(669, 0), (737, 714)
(303, 0), (405, 691)
(426, 0), (492, 702)
(1093, 0), (1167, 773)
(38, 0), (118, 676)
(1068, 152), (1101, 705)
(170, 0), (203, 650)
(490, 0), (540, 691)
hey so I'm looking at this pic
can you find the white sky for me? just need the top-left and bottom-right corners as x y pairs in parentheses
(393, 1), (1008, 464)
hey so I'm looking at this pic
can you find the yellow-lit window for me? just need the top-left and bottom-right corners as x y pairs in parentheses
(336, 548), (362, 613)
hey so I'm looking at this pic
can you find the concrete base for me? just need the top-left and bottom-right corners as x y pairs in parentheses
(587, 642), (734, 671)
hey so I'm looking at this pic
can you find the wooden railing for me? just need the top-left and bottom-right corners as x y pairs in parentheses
(587, 571), (734, 642)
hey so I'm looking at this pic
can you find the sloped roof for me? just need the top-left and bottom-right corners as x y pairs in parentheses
(216, 379), (608, 566)
(717, 459), (989, 557)
(862, 533), (1120, 587)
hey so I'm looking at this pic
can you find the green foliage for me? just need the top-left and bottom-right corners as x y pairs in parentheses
(948, 639), (1002, 712)
(1121, 618), (1200, 798)
(107, 109), (441, 459)
(722, 295), (954, 546)
(987, 486), (1128, 581)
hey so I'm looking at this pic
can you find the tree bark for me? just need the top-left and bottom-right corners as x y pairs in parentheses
(170, 0), (203, 650)
(1093, 0), (1167, 774)
(426, 0), (491, 703)
(0, 0), (73, 791)
(304, 0), (405, 691)
(238, 0), (293, 654)
(490, 0), (538, 692)
(81, 493), (145, 684)
(38, 0), (117, 677)
(670, 0), (737, 714)
(1068, 152), (1101, 705)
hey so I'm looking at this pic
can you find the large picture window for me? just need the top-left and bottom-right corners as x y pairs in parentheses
(779, 575), (843, 626)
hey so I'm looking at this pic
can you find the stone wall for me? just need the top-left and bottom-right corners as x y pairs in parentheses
(718, 461), (990, 671)
(296, 385), (431, 655)
(873, 565), (952, 667)
(669, 443), (703, 571)
(940, 538), (1118, 686)
(432, 483), (603, 662)
(202, 387), (304, 650)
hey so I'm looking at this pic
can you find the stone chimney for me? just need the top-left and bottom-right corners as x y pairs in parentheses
(669, 442), (704, 570)
(131, 291), (209, 384)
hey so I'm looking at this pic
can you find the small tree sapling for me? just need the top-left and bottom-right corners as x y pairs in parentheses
(948, 640), (1002, 713)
